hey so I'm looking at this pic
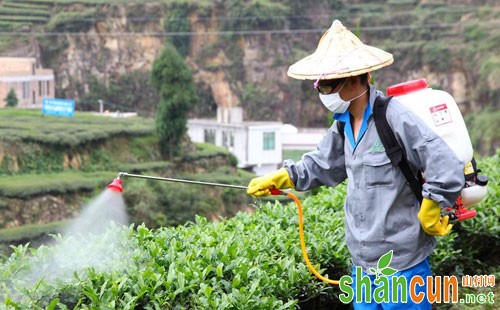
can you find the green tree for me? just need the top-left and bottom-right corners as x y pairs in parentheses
(151, 43), (198, 159)
(4, 88), (18, 107)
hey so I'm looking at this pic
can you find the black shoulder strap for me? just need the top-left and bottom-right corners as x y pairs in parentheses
(337, 119), (345, 140)
(373, 95), (423, 203)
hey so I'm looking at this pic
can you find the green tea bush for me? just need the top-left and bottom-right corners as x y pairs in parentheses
(0, 109), (154, 147)
(0, 156), (497, 308)
(0, 196), (346, 309)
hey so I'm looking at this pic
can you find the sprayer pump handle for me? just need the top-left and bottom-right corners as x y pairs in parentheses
(270, 189), (283, 195)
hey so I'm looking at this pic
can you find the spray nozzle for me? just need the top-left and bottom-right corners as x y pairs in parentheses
(107, 173), (126, 193)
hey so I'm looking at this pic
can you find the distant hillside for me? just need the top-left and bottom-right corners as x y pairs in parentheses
(0, 0), (499, 154)
(1, 0), (498, 116)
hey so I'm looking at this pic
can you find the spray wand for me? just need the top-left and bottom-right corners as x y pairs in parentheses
(108, 172), (340, 285)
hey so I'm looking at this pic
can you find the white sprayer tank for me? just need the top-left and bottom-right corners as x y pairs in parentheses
(386, 78), (473, 165)
(387, 79), (487, 208)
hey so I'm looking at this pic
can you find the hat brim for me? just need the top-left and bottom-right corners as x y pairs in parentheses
(287, 20), (394, 81)
(287, 45), (393, 80)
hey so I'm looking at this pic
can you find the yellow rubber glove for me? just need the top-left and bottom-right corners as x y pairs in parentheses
(417, 198), (453, 236)
(246, 168), (294, 197)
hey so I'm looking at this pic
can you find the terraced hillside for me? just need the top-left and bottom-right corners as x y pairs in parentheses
(0, 0), (498, 152)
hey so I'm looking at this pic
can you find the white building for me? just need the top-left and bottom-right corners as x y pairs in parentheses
(187, 107), (283, 175)
(281, 125), (328, 151)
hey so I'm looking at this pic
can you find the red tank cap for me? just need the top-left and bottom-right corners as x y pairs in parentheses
(386, 78), (428, 97)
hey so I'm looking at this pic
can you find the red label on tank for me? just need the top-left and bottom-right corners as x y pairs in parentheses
(430, 104), (447, 113)
(430, 103), (452, 126)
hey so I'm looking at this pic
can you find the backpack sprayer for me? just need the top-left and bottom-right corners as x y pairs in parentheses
(107, 172), (340, 285)
(387, 79), (489, 222)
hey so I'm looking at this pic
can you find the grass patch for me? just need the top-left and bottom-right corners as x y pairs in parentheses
(0, 15), (48, 23)
(0, 7), (51, 17)
(182, 143), (237, 164)
(0, 171), (116, 198)
(2, 2), (50, 10)
(46, 9), (98, 32)
(0, 21), (32, 30)
(283, 150), (310, 163)
(6, 0), (161, 4)
(0, 109), (154, 146)
(118, 161), (172, 173)
(0, 221), (66, 243)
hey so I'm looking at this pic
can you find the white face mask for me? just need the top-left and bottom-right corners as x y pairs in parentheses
(319, 92), (350, 114)
(319, 83), (368, 114)
(318, 81), (350, 114)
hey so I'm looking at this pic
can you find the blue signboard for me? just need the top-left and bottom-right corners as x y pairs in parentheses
(42, 98), (75, 117)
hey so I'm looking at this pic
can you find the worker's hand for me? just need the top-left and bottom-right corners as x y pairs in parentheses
(417, 198), (453, 236)
(247, 168), (294, 197)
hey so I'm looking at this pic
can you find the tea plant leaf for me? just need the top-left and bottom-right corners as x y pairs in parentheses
(232, 274), (242, 288)
(83, 285), (99, 303)
(177, 271), (185, 290)
(47, 298), (59, 310)
(216, 263), (223, 278)
(203, 283), (213, 297)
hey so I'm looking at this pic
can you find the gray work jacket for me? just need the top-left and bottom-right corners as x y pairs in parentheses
(284, 85), (464, 273)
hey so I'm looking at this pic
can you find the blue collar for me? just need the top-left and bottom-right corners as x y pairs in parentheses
(334, 103), (373, 149)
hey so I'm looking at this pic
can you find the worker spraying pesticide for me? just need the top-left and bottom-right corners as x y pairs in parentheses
(106, 20), (487, 308)
(246, 20), (466, 308)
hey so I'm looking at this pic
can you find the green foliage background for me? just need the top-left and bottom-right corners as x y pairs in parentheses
(151, 43), (199, 159)
(0, 154), (498, 309)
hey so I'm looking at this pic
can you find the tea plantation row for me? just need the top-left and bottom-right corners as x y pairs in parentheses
(0, 154), (498, 309)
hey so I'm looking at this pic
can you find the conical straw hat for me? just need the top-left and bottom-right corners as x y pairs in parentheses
(287, 20), (393, 80)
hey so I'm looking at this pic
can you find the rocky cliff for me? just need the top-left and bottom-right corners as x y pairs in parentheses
(2, 1), (499, 125)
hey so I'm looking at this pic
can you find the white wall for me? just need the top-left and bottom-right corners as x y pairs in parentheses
(281, 127), (328, 150)
(247, 124), (282, 167)
(187, 119), (282, 175)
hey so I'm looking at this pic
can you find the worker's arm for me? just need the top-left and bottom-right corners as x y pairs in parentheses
(284, 122), (348, 191)
(386, 102), (464, 207)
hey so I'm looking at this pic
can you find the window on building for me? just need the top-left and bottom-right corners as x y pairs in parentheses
(39, 81), (42, 96)
(263, 132), (275, 150)
(47, 81), (50, 96)
(222, 131), (234, 148)
(204, 129), (216, 144)
(22, 82), (30, 99)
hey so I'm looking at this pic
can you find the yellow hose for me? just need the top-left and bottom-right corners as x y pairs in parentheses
(285, 192), (340, 285)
